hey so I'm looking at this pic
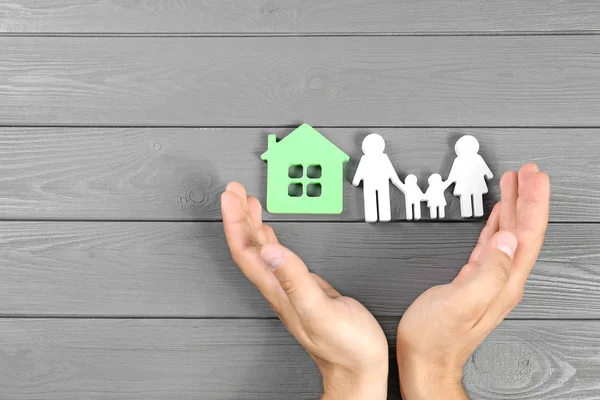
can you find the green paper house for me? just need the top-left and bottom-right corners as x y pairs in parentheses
(261, 124), (349, 214)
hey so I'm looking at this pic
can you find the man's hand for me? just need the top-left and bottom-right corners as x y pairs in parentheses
(221, 182), (389, 400)
(396, 164), (550, 400)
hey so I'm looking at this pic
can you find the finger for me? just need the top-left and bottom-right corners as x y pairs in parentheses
(226, 182), (248, 212)
(222, 216), (294, 324)
(222, 189), (284, 303)
(457, 231), (518, 322)
(500, 171), (518, 231)
(226, 238), (290, 315)
(478, 172), (550, 327)
(513, 172), (550, 281)
(247, 196), (263, 227)
(469, 202), (501, 263)
(475, 170), (550, 331)
(517, 172), (551, 239)
(260, 243), (329, 318)
(518, 163), (539, 197)
(247, 196), (269, 246)
(263, 224), (279, 244)
(221, 187), (310, 345)
(221, 191), (252, 252)
(311, 273), (342, 298)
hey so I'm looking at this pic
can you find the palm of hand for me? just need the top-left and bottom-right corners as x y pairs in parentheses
(397, 164), (550, 394)
(308, 295), (388, 370)
(221, 182), (388, 380)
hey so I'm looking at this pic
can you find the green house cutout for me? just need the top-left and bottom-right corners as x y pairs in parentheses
(261, 124), (349, 214)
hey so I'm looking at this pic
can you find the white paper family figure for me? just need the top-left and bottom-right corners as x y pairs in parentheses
(446, 135), (493, 218)
(353, 133), (493, 222)
(352, 133), (404, 222)
(402, 174), (424, 220)
(424, 173), (448, 219)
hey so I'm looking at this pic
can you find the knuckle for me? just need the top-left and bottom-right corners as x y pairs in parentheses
(488, 266), (510, 289)
(280, 278), (297, 296)
(495, 260), (511, 280)
(490, 254), (512, 281)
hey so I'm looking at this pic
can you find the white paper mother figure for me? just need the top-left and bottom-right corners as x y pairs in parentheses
(446, 135), (493, 218)
(353, 133), (404, 222)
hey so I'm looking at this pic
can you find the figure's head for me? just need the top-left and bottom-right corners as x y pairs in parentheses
(455, 135), (480, 156)
(428, 173), (442, 185)
(362, 133), (386, 155)
(405, 174), (418, 185)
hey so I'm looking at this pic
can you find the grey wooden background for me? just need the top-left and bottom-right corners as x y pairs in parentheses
(1, 1), (599, 399)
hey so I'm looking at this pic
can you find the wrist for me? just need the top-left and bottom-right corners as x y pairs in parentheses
(400, 379), (467, 400)
(321, 368), (388, 400)
(398, 356), (466, 400)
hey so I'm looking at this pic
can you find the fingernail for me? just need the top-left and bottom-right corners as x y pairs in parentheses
(260, 244), (284, 271)
(496, 231), (518, 260)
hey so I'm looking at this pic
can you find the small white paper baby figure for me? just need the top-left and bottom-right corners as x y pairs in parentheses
(446, 135), (493, 218)
(424, 173), (448, 219)
(402, 174), (424, 221)
(353, 133), (404, 222)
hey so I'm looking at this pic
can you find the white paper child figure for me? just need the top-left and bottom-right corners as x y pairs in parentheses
(401, 174), (424, 221)
(353, 133), (404, 222)
(424, 173), (449, 219)
(446, 135), (493, 218)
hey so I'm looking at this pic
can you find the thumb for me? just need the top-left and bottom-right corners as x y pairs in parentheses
(459, 231), (518, 311)
(260, 243), (329, 318)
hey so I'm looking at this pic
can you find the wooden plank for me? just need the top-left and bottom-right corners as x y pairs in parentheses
(462, 320), (600, 400)
(2, 37), (600, 126)
(0, 221), (597, 319)
(0, 127), (595, 221)
(1, 0), (599, 34)
(0, 318), (597, 399)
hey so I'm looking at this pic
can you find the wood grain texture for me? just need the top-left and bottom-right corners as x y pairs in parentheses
(2, 37), (600, 126)
(1, 0), (600, 34)
(0, 221), (596, 319)
(0, 127), (594, 221)
(0, 318), (598, 399)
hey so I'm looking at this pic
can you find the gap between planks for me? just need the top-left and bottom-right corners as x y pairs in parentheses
(0, 220), (595, 224)
(2, 124), (600, 129)
(2, 32), (600, 38)
(0, 316), (597, 321)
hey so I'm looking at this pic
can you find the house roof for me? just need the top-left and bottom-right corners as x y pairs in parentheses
(261, 124), (349, 162)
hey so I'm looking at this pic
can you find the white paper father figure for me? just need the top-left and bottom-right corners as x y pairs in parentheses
(353, 133), (404, 222)
(446, 135), (493, 218)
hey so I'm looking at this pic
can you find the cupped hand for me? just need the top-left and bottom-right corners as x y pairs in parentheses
(221, 182), (389, 400)
(396, 164), (550, 400)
